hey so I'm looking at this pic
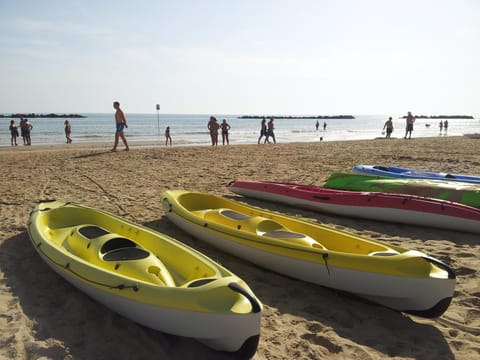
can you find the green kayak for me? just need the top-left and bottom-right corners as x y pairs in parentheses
(324, 172), (480, 208)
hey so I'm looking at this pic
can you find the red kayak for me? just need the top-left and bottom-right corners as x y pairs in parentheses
(228, 180), (480, 234)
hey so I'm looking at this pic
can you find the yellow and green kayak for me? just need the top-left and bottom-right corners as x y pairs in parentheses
(162, 190), (456, 318)
(28, 201), (262, 357)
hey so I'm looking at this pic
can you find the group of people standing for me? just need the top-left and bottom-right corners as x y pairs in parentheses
(207, 116), (231, 146)
(382, 112), (416, 139)
(439, 120), (449, 133)
(383, 112), (451, 139)
(8, 117), (72, 147)
(9, 118), (33, 146)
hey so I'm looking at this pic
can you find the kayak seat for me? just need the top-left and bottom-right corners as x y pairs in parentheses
(220, 209), (250, 220)
(103, 247), (150, 261)
(373, 165), (389, 171)
(100, 237), (152, 261)
(78, 225), (109, 239)
(101, 237), (136, 254)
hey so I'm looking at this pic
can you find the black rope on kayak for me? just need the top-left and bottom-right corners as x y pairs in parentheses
(322, 253), (331, 276)
(112, 284), (139, 292)
(32, 240), (141, 293)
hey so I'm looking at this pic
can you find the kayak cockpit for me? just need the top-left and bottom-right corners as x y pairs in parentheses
(64, 225), (176, 286)
(194, 208), (327, 250)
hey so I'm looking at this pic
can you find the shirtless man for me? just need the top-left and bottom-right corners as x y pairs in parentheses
(404, 111), (415, 139)
(112, 101), (129, 151)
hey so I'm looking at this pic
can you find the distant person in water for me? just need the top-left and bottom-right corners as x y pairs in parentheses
(404, 111), (415, 139)
(383, 117), (394, 138)
(265, 117), (276, 144)
(165, 125), (172, 146)
(64, 120), (72, 144)
(220, 119), (231, 145)
(258, 117), (269, 144)
(323, 121), (327, 131)
(439, 120), (443, 132)
(111, 101), (129, 151)
(444, 120), (448, 132)
(315, 120), (319, 131)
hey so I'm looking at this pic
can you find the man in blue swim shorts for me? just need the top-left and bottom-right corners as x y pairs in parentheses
(112, 101), (129, 151)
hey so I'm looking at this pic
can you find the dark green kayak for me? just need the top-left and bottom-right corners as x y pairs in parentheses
(324, 172), (480, 208)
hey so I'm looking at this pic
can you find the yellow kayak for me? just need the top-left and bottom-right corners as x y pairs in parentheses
(28, 201), (262, 357)
(162, 190), (456, 318)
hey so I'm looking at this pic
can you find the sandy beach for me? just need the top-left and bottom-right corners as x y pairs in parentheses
(1, 136), (479, 360)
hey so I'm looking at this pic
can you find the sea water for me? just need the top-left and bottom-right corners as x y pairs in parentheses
(1, 113), (479, 148)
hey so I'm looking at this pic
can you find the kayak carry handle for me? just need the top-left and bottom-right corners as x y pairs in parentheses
(423, 257), (456, 279)
(228, 282), (262, 313)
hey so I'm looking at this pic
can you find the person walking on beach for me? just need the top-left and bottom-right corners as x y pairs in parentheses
(207, 116), (220, 146)
(265, 117), (276, 144)
(404, 111), (415, 139)
(9, 120), (19, 146)
(220, 119), (231, 145)
(64, 120), (72, 144)
(383, 117), (394, 138)
(258, 117), (269, 144)
(111, 101), (129, 151)
(165, 126), (172, 146)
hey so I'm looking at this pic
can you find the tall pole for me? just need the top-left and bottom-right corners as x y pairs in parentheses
(156, 104), (160, 135)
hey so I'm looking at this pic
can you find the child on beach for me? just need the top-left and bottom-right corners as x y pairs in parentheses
(383, 117), (394, 138)
(165, 126), (172, 146)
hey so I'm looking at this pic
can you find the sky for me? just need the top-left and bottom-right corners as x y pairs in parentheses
(0, 0), (478, 115)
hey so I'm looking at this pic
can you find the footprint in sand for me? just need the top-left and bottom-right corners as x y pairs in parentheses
(455, 267), (476, 276)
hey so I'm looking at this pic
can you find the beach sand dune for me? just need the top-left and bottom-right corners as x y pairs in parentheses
(1, 137), (479, 359)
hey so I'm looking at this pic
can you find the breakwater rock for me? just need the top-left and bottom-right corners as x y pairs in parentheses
(238, 115), (355, 119)
(0, 113), (87, 119)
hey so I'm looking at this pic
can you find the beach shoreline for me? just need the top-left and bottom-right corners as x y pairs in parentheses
(1, 136), (479, 359)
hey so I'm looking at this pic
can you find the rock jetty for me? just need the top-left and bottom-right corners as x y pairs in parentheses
(0, 113), (86, 118)
(238, 115), (355, 119)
